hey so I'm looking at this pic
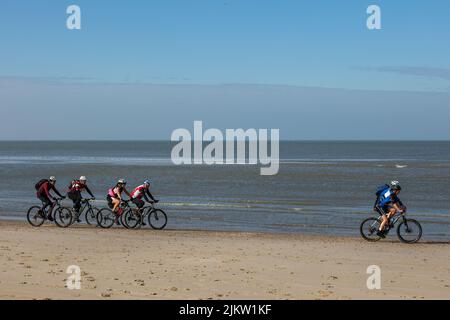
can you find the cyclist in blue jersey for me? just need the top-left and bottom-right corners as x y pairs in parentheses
(375, 181), (407, 238)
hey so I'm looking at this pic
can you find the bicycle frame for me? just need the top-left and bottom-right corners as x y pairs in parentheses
(114, 200), (133, 218)
(139, 202), (157, 218)
(374, 210), (408, 231)
(73, 199), (94, 218)
(41, 198), (63, 218)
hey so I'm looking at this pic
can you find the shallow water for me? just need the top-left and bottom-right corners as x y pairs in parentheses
(0, 141), (449, 240)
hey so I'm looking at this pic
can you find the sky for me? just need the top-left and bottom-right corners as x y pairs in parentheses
(0, 0), (449, 140)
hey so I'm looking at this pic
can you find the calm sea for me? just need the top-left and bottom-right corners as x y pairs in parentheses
(0, 141), (449, 240)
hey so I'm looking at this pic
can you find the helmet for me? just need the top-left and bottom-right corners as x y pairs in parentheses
(80, 176), (87, 182)
(144, 180), (151, 185)
(390, 180), (400, 187)
(118, 179), (126, 185)
(49, 176), (56, 182)
(390, 181), (402, 191)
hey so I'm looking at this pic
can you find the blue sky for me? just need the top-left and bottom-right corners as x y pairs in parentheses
(0, 1), (449, 139)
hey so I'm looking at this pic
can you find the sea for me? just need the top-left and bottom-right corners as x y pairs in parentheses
(0, 141), (449, 241)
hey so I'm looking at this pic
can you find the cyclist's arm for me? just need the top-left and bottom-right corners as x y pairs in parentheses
(123, 188), (132, 198)
(43, 184), (52, 199)
(85, 186), (94, 198)
(53, 187), (64, 198)
(397, 199), (407, 212)
(50, 186), (63, 198)
(145, 189), (156, 202)
(115, 188), (122, 201)
(373, 196), (380, 211)
(142, 193), (150, 202)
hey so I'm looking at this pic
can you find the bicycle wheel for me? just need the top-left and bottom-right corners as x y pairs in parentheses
(85, 207), (99, 226)
(27, 206), (46, 227)
(122, 209), (142, 229)
(55, 207), (73, 228)
(397, 219), (422, 243)
(360, 217), (382, 242)
(97, 208), (115, 229)
(148, 209), (167, 230)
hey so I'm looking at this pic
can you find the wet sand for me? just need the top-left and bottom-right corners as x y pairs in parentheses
(0, 221), (449, 300)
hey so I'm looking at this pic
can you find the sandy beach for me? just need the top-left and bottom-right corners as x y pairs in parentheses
(0, 221), (449, 300)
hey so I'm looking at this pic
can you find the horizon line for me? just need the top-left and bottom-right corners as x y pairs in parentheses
(1, 139), (450, 142)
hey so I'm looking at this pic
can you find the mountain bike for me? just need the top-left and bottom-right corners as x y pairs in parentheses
(96, 200), (133, 229)
(27, 197), (72, 228)
(360, 207), (422, 243)
(69, 198), (99, 226)
(123, 201), (168, 230)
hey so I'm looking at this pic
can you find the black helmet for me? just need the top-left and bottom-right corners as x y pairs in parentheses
(391, 183), (402, 191)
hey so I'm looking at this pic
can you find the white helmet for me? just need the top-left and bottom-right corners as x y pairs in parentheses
(49, 176), (56, 182)
(118, 179), (126, 185)
(80, 176), (87, 182)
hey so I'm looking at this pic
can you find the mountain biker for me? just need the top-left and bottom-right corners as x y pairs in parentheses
(107, 179), (131, 214)
(35, 176), (65, 221)
(67, 176), (95, 222)
(375, 181), (407, 238)
(130, 180), (159, 210)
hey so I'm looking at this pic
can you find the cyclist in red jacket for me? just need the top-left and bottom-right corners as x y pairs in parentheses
(130, 180), (159, 210)
(36, 176), (64, 221)
(67, 176), (95, 222)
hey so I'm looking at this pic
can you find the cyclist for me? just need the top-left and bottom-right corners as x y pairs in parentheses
(67, 176), (95, 222)
(107, 179), (131, 214)
(375, 181), (407, 238)
(35, 176), (65, 221)
(131, 180), (159, 209)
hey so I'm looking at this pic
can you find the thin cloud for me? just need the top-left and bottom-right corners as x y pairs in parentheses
(376, 66), (450, 81)
(0, 75), (97, 84)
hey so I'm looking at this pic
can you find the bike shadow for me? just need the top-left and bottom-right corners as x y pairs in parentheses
(417, 240), (450, 245)
(380, 240), (450, 245)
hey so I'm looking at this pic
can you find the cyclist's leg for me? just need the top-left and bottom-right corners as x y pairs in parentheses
(379, 206), (395, 231)
(379, 214), (388, 231)
(73, 192), (83, 222)
(111, 197), (120, 213)
(136, 199), (147, 225)
(38, 195), (49, 211)
(131, 198), (144, 210)
(386, 208), (396, 220)
(130, 198), (146, 225)
(39, 195), (53, 219)
(106, 195), (114, 209)
(74, 193), (82, 213)
(69, 191), (82, 212)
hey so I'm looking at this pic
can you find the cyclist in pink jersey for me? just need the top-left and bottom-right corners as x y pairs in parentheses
(106, 179), (131, 213)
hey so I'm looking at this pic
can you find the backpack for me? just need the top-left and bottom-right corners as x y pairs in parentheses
(68, 180), (76, 189)
(35, 179), (48, 191)
(375, 184), (390, 196)
(67, 180), (79, 192)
